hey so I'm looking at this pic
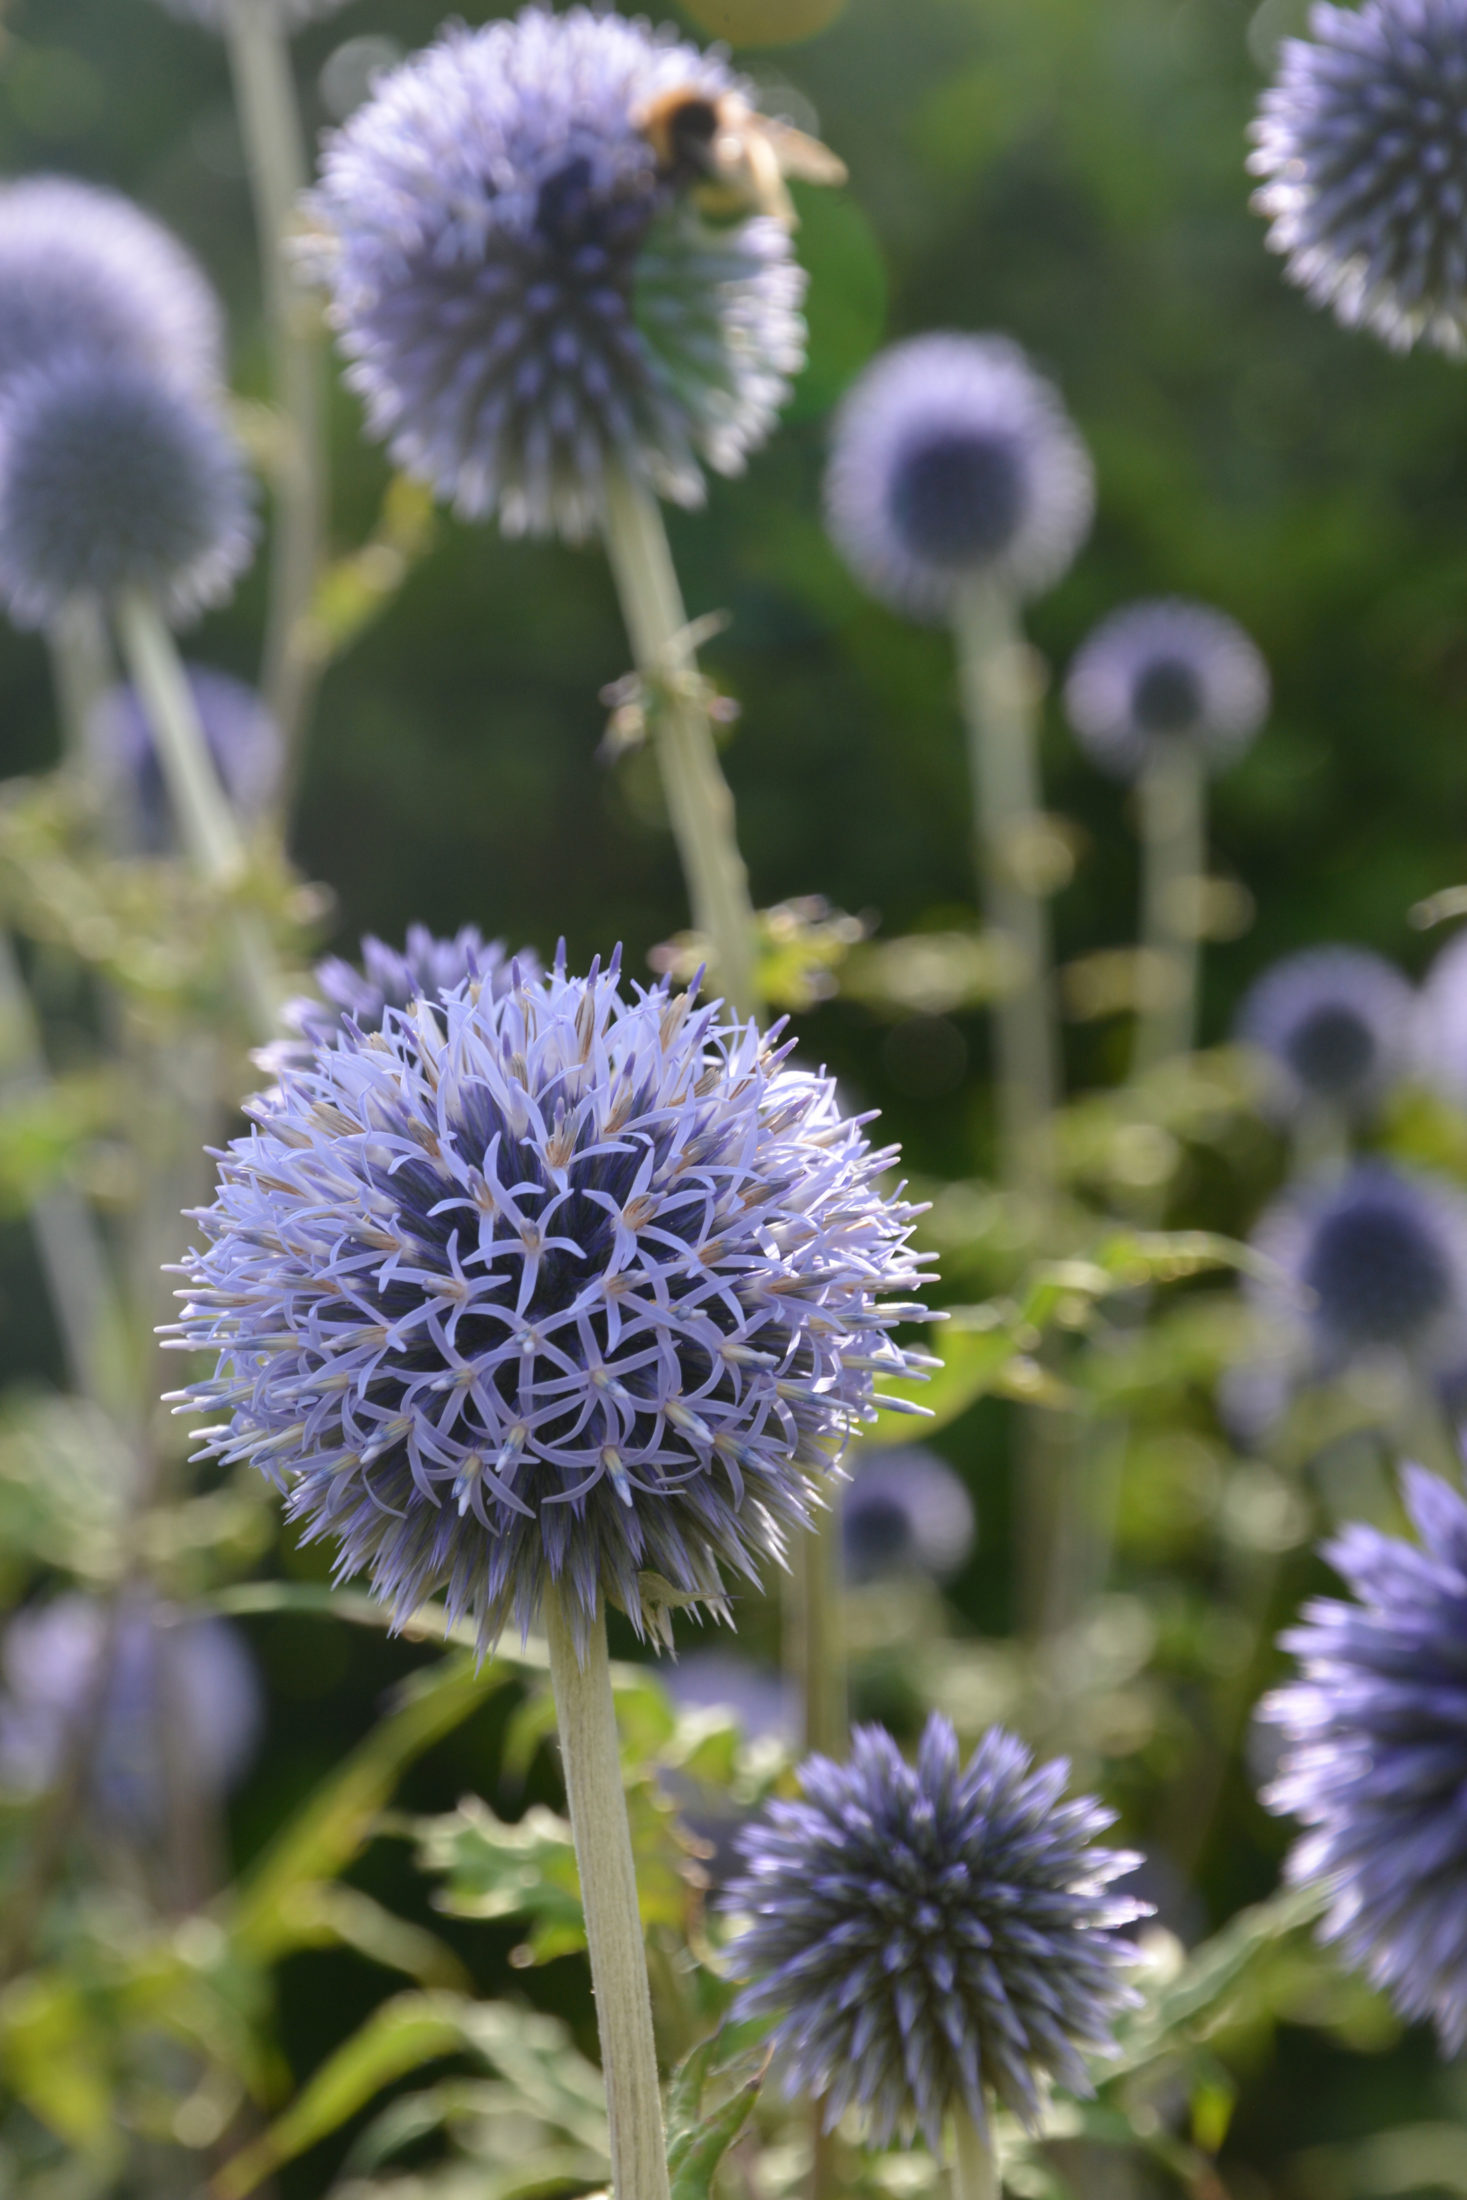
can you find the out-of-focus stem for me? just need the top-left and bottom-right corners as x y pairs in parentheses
(796, 1481), (846, 1761)
(543, 1584), (671, 2200)
(225, 0), (327, 793)
(47, 598), (113, 765)
(1132, 743), (1206, 1078)
(952, 2103), (999, 2200)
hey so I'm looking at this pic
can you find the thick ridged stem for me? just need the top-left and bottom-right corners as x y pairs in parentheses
(225, 0), (327, 795)
(601, 465), (758, 1021)
(952, 2104), (998, 2200)
(1132, 744), (1206, 1078)
(543, 1584), (671, 2200)
(47, 597), (113, 765)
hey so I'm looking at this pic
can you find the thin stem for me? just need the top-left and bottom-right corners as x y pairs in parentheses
(224, 0), (328, 796)
(797, 1486), (846, 1761)
(47, 598), (113, 765)
(543, 1584), (671, 2200)
(601, 464), (758, 1020)
(1132, 744), (1206, 1079)
(952, 2103), (999, 2200)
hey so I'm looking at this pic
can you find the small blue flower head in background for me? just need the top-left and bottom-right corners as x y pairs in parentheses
(1261, 1463), (1467, 2051)
(151, 0), (356, 31)
(88, 666), (282, 855)
(823, 333), (1094, 623)
(665, 1647), (796, 1744)
(0, 1594), (261, 1829)
(308, 6), (807, 540)
(1064, 599), (1270, 781)
(723, 1714), (1145, 2146)
(1414, 926), (1467, 1107)
(842, 1443), (975, 1585)
(287, 926), (537, 1055)
(173, 951), (933, 1656)
(0, 354), (255, 630)
(1236, 946), (1415, 1123)
(0, 176), (223, 398)
(1250, 0), (1467, 357)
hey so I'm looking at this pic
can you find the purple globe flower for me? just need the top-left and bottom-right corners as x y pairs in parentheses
(1236, 946), (1414, 1121)
(723, 1715), (1144, 2146)
(0, 354), (255, 630)
(842, 1443), (975, 1585)
(286, 926), (538, 1056)
(0, 176), (222, 397)
(1064, 600), (1270, 781)
(1262, 1464), (1467, 2050)
(173, 952), (932, 1655)
(88, 665), (282, 855)
(1250, 0), (1467, 358)
(1415, 928), (1467, 1106)
(308, 7), (807, 540)
(153, 0), (355, 29)
(824, 334), (1095, 622)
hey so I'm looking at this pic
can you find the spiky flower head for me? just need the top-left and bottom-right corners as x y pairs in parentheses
(842, 1443), (974, 1584)
(173, 952), (931, 1655)
(0, 354), (255, 630)
(0, 176), (222, 398)
(307, 7), (807, 540)
(823, 334), (1094, 623)
(1262, 1463), (1467, 2050)
(1236, 945), (1414, 1121)
(88, 665), (281, 855)
(1064, 599), (1270, 781)
(723, 1715), (1144, 2147)
(152, 0), (355, 30)
(1250, 0), (1467, 358)
(275, 925), (539, 1070)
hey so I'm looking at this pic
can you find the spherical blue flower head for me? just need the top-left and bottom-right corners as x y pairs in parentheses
(823, 335), (1095, 623)
(842, 1444), (974, 1585)
(0, 176), (223, 398)
(723, 1715), (1145, 2147)
(152, 0), (355, 31)
(1064, 599), (1270, 781)
(1236, 946), (1415, 1121)
(1250, 0), (1467, 358)
(0, 1594), (261, 1829)
(88, 665), (282, 855)
(0, 354), (256, 630)
(1416, 927), (1467, 1105)
(1261, 1463), (1467, 2050)
(308, 9), (807, 541)
(173, 952), (932, 1657)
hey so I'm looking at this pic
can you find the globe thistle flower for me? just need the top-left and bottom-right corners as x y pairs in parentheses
(308, 7), (807, 541)
(1414, 927), (1467, 1106)
(288, 926), (536, 1056)
(1261, 1462), (1467, 2050)
(823, 334), (1095, 623)
(173, 952), (932, 1654)
(0, 176), (223, 398)
(88, 665), (282, 855)
(1250, 0), (1467, 358)
(0, 354), (255, 631)
(723, 1715), (1144, 2147)
(842, 1443), (975, 1585)
(1236, 945), (1415, 1122)
(0, 1594), (261, 1829)
(1064, 600), (1270, 782)
(152, 0), (355, 29)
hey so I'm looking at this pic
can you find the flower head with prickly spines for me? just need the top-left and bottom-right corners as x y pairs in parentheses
(307, 7), (807, 541)
(1237, 945), (1414, 1122)
(1263, 1463), (1467, 2051)
(1064, 599), (1270, 781)
(723, 1715), (1145, 2147)
(288, 926), (540, 1056)
(842, 1443), (974, 1584)
(89, 665), (281, 854)
(823, 334), (1094, 622)
(173, 951), (932, 1655)
(1250, 0), (1467, 357)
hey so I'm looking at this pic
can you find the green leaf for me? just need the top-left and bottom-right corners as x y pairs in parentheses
(664, 2024), (769, 2200)
(417, 1799), (586, 1964)
(1109, 1882), (1328, 2080)
(266, 1882), (469, 1988)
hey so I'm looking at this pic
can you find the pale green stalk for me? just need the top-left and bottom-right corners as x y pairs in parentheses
(796, 1480), (847, 1760)
(542, 1584), (671, 2200)
(952, 2103), (999, 2200)
(1132, 743), (1206, 1079)
(47, 597), (113, 765)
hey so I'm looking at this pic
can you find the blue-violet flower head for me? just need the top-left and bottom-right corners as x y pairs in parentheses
(1064, 599), (1270, 781)
(88, 665), (281, 855)
(1236, 945), (1415, 1121)
(842, 1443), (974, 1585)
(277, 925), (540, 1070)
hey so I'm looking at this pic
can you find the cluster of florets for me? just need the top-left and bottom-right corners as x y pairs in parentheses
(173, 952), (932, 1654)
(1064, 599), (1270, 781)
(1236, 946), (1415, 1123)
(723, 1715), (1144, 2146)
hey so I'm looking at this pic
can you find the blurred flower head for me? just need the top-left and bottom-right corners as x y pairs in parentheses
(842, 1443), (974, 1584)
(1064, 599), (1270, 781)
(308, 6), (807, 540)
(278, 926), (539, 1067)
(175, 953), (932, 1656)
(0, 354), (255, 630)
(0, 1594), (261, 1829)
(0, 176), (222, 398)
(1262, 1463), (1467, 2051)
(88, 665), (281, 855)
(723, 1714), (1144, 2146)
(1250, 0), (1467, 358)
(1236, 945), (1414, 1121)
(664, 1647), (795, 1743)
(152, 0), (356, 29)
(1414, 927), (1467, 1106)
(824, 333), (1094, 622)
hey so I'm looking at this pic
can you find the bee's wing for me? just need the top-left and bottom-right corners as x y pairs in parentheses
(765, 120), (848, 188)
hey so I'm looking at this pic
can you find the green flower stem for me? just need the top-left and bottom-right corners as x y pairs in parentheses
(601, 464), (759, 1021)
(47, 597), (113, 765)
(1132, 743), (1206, 1079)
(797, 1479), (847, 1761)
(113, 589), (280, 1042)
(542, 1583), (672, 2200)
(952, 2103), (999, 2200)
(224, 0), (328, 791)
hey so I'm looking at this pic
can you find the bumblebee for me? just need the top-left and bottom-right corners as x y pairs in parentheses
(636, 86), (847, 228)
